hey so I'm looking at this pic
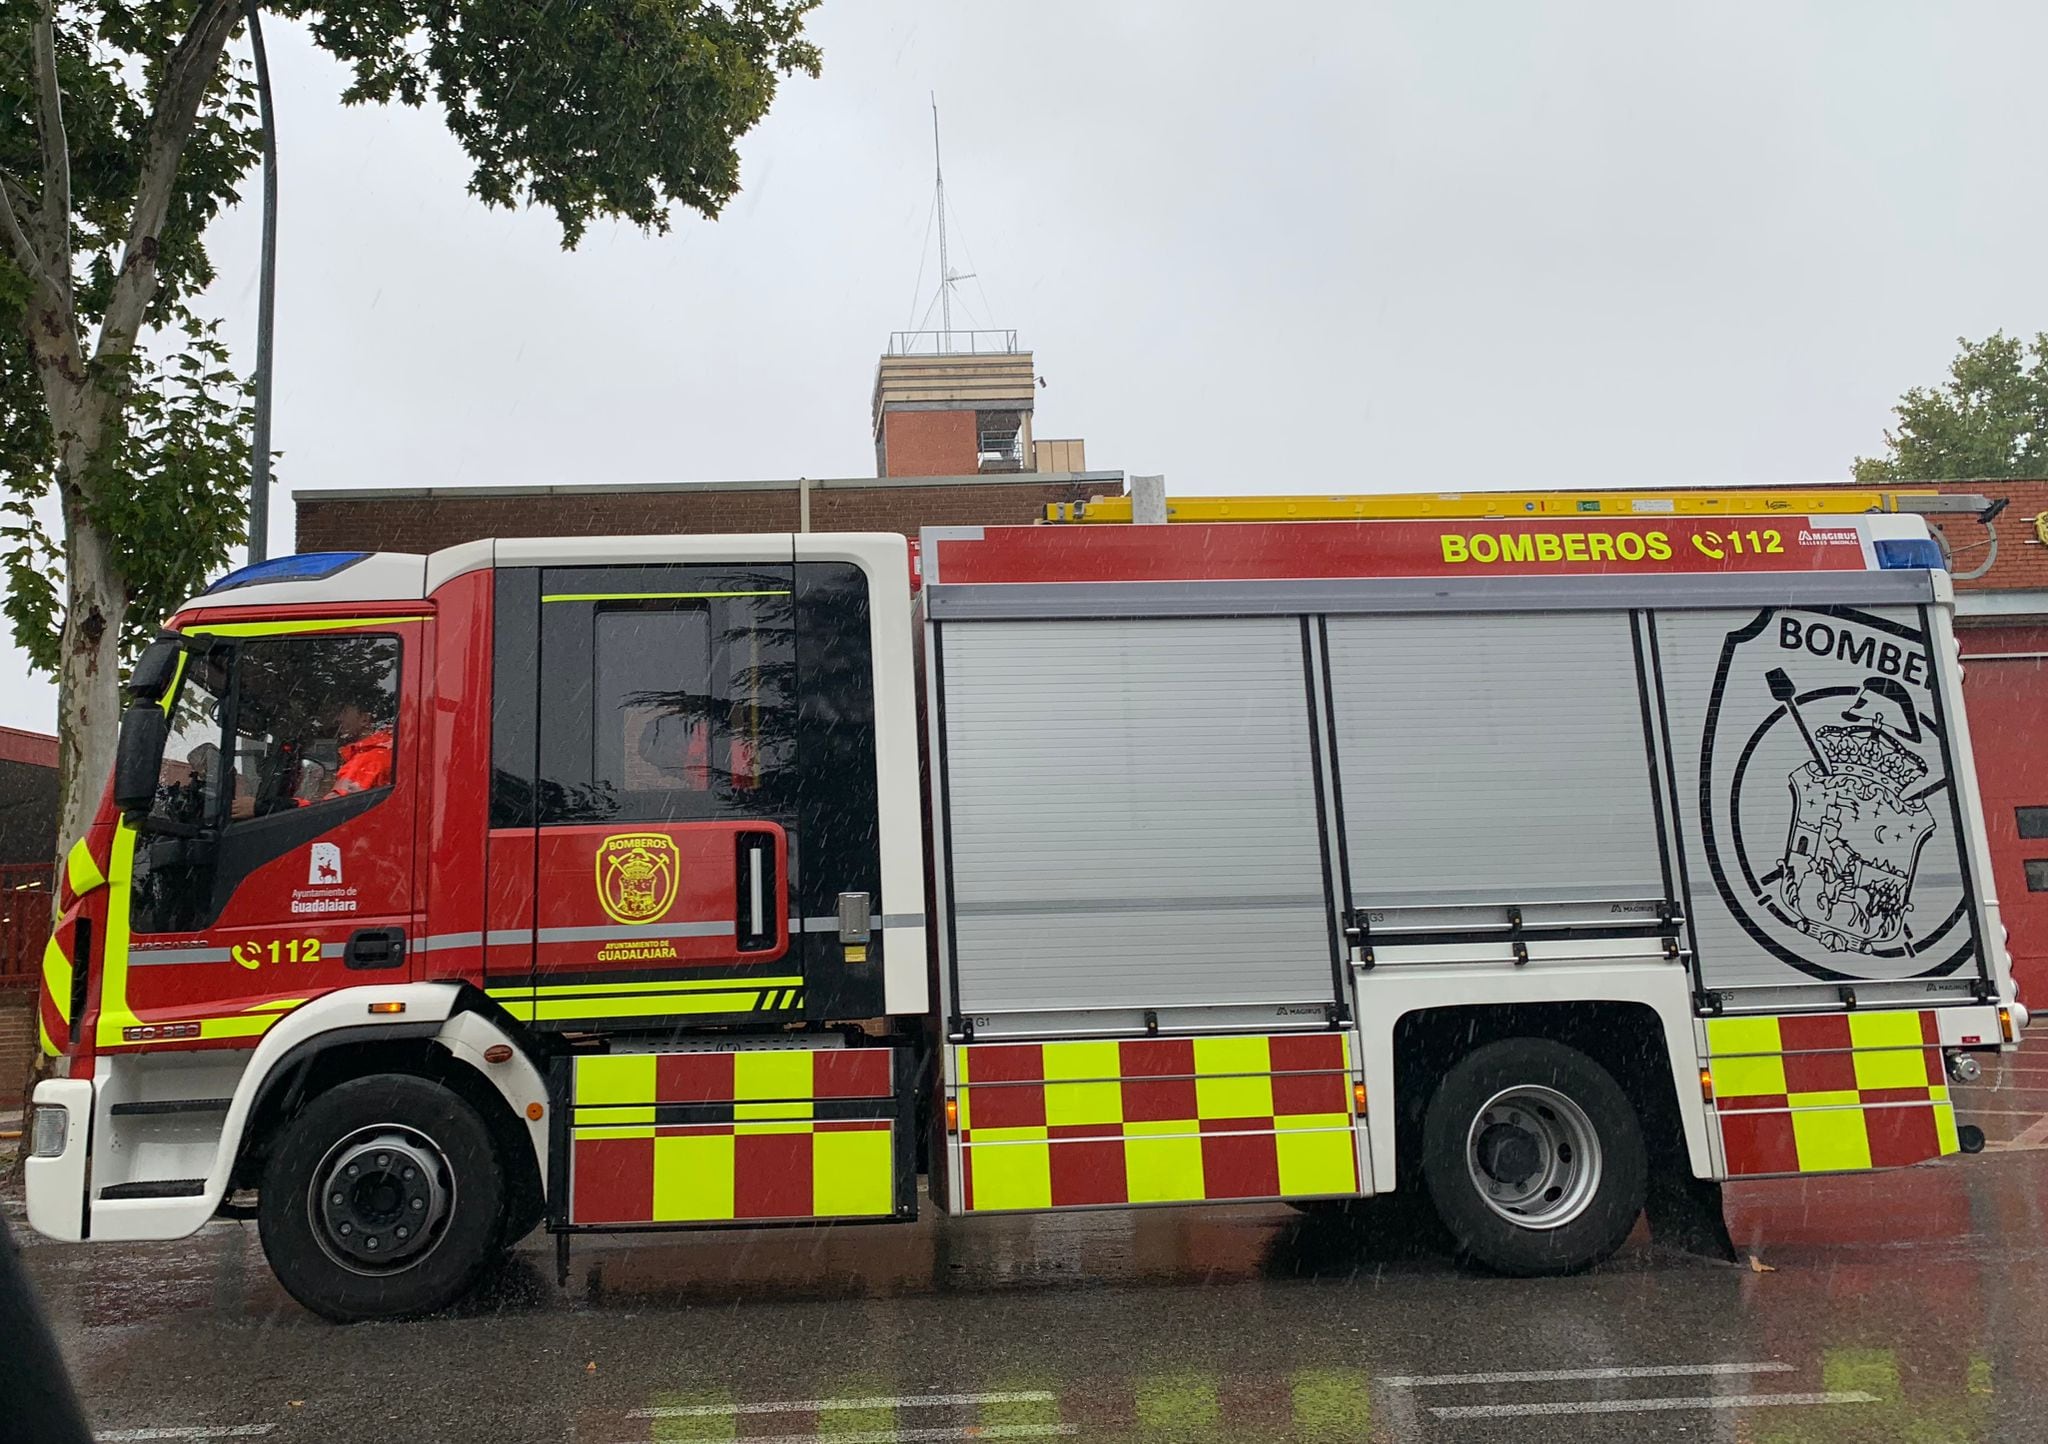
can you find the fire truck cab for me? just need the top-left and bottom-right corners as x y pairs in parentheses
(27, 515), (2026, 1320)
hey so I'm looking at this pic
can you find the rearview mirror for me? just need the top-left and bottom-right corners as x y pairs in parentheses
(112, 703), (169, 816)
(125, 638), (183, 704)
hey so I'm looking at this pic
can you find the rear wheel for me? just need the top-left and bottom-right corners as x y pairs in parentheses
(1420, 1038), (1646, 1276)
(258, 1074), (504, 1322)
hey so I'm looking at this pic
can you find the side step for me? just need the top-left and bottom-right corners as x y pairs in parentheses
(109, 1098), (232, 1117)
(98, 1179), (206, 1200)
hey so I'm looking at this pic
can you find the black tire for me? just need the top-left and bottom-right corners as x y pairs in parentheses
(258, 1074), (505, 1322)
(1419, 1038), (1647, 1277)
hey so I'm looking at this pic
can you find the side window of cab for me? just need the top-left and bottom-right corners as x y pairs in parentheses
(130, 633), (403, 935)
(225, 636), (402, 821)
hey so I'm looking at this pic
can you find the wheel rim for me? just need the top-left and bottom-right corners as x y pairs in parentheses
(307, 1125), (455, 1275)
(1463, 1084), (1602, 1230)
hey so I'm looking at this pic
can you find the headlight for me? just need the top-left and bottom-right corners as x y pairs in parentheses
(31, 1105), (69, 1159)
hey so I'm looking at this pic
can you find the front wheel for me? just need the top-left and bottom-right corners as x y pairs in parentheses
(1420, 1038), (1647, 1276)
(258, 1074), (505, 1322)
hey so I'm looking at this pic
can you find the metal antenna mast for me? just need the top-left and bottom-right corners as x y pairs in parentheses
(932, 94), (952, 344)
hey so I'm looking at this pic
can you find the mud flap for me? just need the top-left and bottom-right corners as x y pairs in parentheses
(1645, 1168), (1737, 1263)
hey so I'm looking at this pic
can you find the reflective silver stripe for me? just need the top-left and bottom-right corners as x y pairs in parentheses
(798, 913), (925, 933)
(956, 896), (1318, 917)
(128, 947), (232, 967)
(536, 922), (734, 944)
(125, 915), (851, 965)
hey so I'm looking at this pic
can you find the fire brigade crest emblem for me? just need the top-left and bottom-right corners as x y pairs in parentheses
(595, 832), (680, 926)
(1698, 607), (1976, 982)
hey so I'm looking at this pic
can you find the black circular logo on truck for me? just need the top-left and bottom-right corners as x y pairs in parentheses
(1699, 607), (1974, 982)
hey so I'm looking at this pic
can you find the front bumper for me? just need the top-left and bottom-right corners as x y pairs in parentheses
(24, 1078), (93, 1243)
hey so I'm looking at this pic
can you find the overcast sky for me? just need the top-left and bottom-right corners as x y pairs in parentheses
(7, 0), (2048, 732)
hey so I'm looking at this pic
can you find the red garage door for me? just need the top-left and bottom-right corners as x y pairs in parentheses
(1961, 626), (2048, 1004)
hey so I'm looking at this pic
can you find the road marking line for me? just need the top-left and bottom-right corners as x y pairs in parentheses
(618, 1429), (1075, 1444)
(1379, 1362), (1794, 1388)
(1430, 1390), (1877, 1419)
(1952, 1108), (2048, 1116)
(2006, 1115), (2048, 1146)
(96, 1430), (275, 1442)
(629, 1392), (1058, 1419)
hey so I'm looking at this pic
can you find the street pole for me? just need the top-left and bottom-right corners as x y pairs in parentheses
(246, 1), (277, 564)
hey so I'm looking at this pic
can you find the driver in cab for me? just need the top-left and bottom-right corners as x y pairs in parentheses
(230, 697), (393, 820)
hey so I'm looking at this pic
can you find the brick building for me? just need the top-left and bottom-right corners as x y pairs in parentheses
(299, 328), (1111, 554)
(0, 725), (57, 1105)
(1925, 480), (2048, 1002)
(296, 470), (1124, 556)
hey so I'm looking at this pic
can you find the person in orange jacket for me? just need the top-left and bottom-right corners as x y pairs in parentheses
(229, 698), (392, 819)
(328, 700), (394, 795)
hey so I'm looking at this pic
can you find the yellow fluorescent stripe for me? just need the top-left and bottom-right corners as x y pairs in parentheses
(183, 615), (428, 637)
(735, 1101), (814, 1122)
(42, 938), (72, 1025)
(1703, 1015), (1784, 1056)
(575, 1054), (656, 1104)
(490, 976), (801, 998)
(533, 991), (784, 1021)
(196, 1015), (280, 1042)
(574, 1124), (657, 1141)
(241, 997), (306, 1013)
(39, 1014), (58, 1057)
(66, 837), (106, 897)
(1846, 1011), (1928, 1051)
(736, 1050), (812, 1103)
(574, 1105), (657, 1126)
(95, 823), (143, 1049)
(961, 1126), (1051, 1145)
(540, 590), (792, 603)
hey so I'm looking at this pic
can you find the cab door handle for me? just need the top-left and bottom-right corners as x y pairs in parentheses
(345, 927), (406, 970)
(736, 832), (776, 952)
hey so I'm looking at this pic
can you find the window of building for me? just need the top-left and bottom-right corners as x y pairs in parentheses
(2027, 860), (2048, 893)
(2018, 807), (2048, 840)
(977, 410), (1024, 471)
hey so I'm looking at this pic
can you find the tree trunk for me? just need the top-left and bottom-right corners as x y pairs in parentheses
(51, 396), (126, 859)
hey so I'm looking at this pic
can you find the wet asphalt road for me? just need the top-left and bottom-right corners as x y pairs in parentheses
(8, 1045), (2047, 1444)
(11, 1127), (2048, 1444)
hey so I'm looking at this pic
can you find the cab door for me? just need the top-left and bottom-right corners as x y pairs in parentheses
(114, 620), (421, 1043)
(511, 563), (800, 1027)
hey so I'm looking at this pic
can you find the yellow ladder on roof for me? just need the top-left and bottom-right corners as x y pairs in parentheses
(1043, 488), (1966, 525)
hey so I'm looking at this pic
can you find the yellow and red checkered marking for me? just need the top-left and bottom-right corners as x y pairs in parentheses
(569, 1048), (901, 1224)
(955, 1032), (1360, 1211)
(1706, 1010), (1959, 1177)
(37, 926), (75, 1058)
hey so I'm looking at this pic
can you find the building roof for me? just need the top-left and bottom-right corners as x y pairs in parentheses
(0, 726), (58, 770)
(292, 471), (1124, 504)
(1908, 479), (2048, 594)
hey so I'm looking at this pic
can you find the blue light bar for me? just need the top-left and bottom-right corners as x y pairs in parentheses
(204, 552), (368, 595)
(1873, 538), (1946, 571)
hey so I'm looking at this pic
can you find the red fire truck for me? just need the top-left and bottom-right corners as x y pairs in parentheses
(27, 514), (2025, 1320)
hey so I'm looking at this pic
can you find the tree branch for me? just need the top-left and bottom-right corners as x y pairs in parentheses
(31, 0), (71, 299)
(92, 0), (245, 372)
(0, 170), (54, 294)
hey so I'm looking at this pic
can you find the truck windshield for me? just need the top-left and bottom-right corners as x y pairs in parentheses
(147, 640), (235, 832)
